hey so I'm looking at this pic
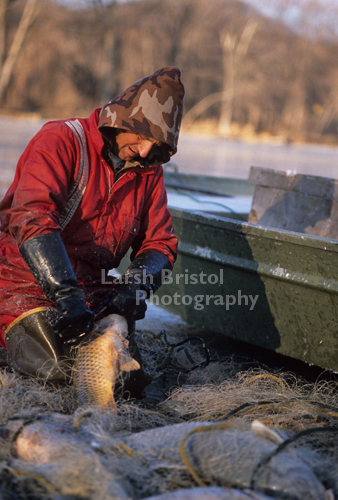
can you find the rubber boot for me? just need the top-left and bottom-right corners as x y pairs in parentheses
(115, 320), (152, 400)
(5, 309), (71, 383)
(0, 347), (9, 368)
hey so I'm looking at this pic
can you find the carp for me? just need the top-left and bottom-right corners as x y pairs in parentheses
(0, 416), (334, 500)
(123, 420), (333, 500)
(5, 418), (130, 500)
(74, 314), (140, 409)
(142, 486), (285, 499)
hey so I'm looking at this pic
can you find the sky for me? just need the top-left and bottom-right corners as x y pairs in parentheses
(243, 0), (337, 37)
(59, 0), (337, 33)
(245, 0), (334, 13)
(60, 0), (335, 12)
(244, 0), (334, 20)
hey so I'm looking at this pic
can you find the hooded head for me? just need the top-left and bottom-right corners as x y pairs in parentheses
(98, 66), (185, 167)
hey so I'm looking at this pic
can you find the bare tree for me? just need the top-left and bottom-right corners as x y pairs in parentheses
(1, 0), (338, 145)
(0, 0), (37, 104)
(0, 0), (9, 67)
(218, 17), (258, 136)
(93, 1), (120, 104)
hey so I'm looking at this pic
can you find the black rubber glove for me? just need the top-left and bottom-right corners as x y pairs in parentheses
(100, 283), (149, 321)
(19, 233), (94, 346)
(96, 249), (172, 321)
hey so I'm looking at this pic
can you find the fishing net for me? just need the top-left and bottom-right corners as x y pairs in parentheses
(0, 304), (337, 500)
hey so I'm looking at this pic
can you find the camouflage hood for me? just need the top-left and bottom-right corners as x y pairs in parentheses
(98, 66), (185, 167)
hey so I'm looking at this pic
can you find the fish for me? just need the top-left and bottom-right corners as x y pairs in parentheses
(74, 314), (140, 409)
(0, 416), (334, 500)
(141, 486), (283, 499)
(6, 418), (130, 500)
(122, 420), (332, 500)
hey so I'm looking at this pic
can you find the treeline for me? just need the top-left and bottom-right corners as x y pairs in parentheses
(1, 0), (338, 143)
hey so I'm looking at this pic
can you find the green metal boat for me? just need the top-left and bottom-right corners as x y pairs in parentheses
(163, 166), (254, 220)
(120, 166), (338, 372)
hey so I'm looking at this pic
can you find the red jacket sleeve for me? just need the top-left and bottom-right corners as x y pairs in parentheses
(1, 122), (80, 247)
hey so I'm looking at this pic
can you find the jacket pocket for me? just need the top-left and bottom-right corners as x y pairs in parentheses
(115, 215), (141, 258)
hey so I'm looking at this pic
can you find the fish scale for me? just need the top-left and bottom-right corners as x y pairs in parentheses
(74, 314), (140, 409)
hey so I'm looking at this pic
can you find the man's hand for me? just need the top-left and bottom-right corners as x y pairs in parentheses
(52, 294), (94, 345)
(97, 250), (171, 322)
(98, 283), (148, 322)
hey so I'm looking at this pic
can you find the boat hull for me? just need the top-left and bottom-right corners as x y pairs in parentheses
(152, 208), (338, 372)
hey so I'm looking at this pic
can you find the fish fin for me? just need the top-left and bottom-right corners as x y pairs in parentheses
(251, 419), (284, 445)
(119, 354), (140, 372)
(326, 489), (335, 500)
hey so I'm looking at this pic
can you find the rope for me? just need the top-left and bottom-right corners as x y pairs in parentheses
(173, 188), (245, 220)
(217, 398), (338, 422)
(250, 425), (338, 491)
(179, 421), (237, 487)
(159, 329), (210, 371)
(242, 373), (286, 389)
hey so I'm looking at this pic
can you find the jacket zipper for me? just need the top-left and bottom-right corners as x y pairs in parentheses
(107, 166), (113, 195)
(114, 171), (129, 186)
(105, 165), (131, 196)
(105, 160), (143, 196)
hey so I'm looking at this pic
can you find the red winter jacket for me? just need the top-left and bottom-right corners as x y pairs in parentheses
(0, 109), (178, 345)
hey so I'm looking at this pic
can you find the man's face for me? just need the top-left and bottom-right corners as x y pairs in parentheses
(114, 131), (160, 161)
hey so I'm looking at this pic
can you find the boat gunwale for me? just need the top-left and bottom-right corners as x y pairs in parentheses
(169, 207), (338, 253)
